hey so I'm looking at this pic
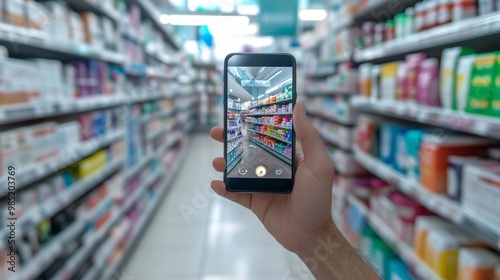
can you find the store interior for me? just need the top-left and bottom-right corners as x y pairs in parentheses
(1, 0), (500, 279)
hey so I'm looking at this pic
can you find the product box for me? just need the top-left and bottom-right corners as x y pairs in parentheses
(447, 156), (498, 201)
(69, 12), (85, 44)
(380, 62), (399, 100)
(379, 123), (411, 169)
(405, 53), (426, 102)
(26, 1), (51, 33)
(81, 12), (104, 49)
(458, 248), (500, 280)
(462, 164), (500, 229)
(466, 52), (498, 115)
(73, 150), (107, 179)
(4, 0), (26, 27)
(417, 58), (441, 107)
(440, 47), (475, 110)
(43, 1), (69, 42)
(420, 135), (495, 194)
(455, 55), (477, 112)
(490, 53), (500, 117)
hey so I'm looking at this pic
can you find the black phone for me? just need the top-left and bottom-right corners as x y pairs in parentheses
(223, 53), (296, 193)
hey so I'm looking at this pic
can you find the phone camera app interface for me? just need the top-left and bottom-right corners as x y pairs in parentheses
(227, 66), (293, 179)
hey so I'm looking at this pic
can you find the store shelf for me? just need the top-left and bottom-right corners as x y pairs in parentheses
(227, 135), (243, 142)
(351, 97), (500, 140)
(8, 220), (87, 280)
(246, 121), (292, 130)
(0, 95), (127, 125)
(249, 138), (292, 165)
(352, 0), (420, 24)
(249, 99), (293, 109)
(228, 142), (243, 154)
(125, 153), (155, 181)
(247, 129), (292, 145)
(67, 0), (121, 23)
(353, 146), (500, 251)
(101, 144), (189, 280)
(307, 110), (356, 126)
(228, 108), (242, 112)
(318, 130), (352, 152)
(303, 89), (352, 97)
(354, 11), (500, 63)
(228, 125), (241, 131)
(0, 130), (124, 196)
(0, 22), (125, 63)
(246, 112), (293, 117)
(227, 152), (243, 173)
(135, 0), (180, 50)
(147, 123), (174, 140)
(347, 194), (442, 280)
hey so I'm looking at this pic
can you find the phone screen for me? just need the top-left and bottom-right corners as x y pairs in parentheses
(226, 66), (294, 180)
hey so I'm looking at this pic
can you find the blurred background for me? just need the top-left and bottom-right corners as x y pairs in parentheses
(1, 0), (500, 279)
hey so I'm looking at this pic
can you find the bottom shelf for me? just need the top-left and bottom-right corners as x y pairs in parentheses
(227, 152), (243, 173)
(346, 195), (441, 280)
(249, 138), (292, 165)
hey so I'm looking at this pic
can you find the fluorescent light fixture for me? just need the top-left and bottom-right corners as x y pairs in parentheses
(299, 9), (327, 21)
(268, 70), (282, 81)
(159, 14), (250, 26)
(237, 5), (260, 16)
(258, 94), (266, 99)
(265, 85), (281, 94)
(258, 67), (266, 75)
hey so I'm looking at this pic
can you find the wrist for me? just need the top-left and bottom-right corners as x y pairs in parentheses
(294, 220), (342, 259)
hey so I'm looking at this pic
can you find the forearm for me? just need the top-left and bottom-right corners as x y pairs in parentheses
(296, 222), (380, 280)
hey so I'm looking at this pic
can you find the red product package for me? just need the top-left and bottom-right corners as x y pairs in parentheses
(405, 53), (427, 101)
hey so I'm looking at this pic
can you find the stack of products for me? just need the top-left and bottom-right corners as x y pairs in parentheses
(247, 103), (293, 115)
(249, 91), (293, 108)
(246, 116), (293, 129)
(356, 1), (500, 50)
(304, 63), (357, 94)
(227, 129), (243, 141)
(248, 131), (293, 159)
(358, 47), (500, 118)
(248, 125), (292, 143)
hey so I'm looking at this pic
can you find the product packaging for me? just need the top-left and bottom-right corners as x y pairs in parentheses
(359, 64), (372, 97)
(380, 63), (399, 100)
(455, 54), (477, 111)
(413, 216), (454, 259)
(490, 53), (500, 117)
(405, 53), (426, 102)
(372, 237), (397, 279)
(440, 47), (475, 110)
(447, 156), (498, 201)
(453, 0), (478, 22)
(405, 129), (428, 180)
(417, 58), (441, 106)
(466, 52), (498, 115)
(458, 248), (500, 280)
(388, 259), (416, 280)
(395, 62), (408, 100)
(4, 0), (26, 27)
(420, 134), (494, 194)
(462, 164), (500, 228)
(379, 123), (412, 169)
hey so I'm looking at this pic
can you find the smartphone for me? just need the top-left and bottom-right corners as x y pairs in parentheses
(224, 53), (296, 193)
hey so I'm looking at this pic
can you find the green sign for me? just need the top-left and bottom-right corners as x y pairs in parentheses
(259, 0), (298, 36)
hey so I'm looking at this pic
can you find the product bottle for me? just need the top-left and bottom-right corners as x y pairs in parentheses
(405, 7), (416, 36)
(415, 2), (425, 32)
(426, 0), (439, 29)
(385, 20), (395, 41)
(438, 0), (454, 25)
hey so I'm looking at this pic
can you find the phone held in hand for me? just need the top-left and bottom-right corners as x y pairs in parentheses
(223, 53), (297, 193)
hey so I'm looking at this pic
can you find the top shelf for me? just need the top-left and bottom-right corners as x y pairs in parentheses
(134, 0), (181, 51)
(67, 0), (121, 23)
(249, 99), (293, 109)
(354, 11), (500, 63)
(351, 0), (421, 26)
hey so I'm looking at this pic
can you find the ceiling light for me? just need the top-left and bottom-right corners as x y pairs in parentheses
(268, 70), (282, 81)
(265, 85), (280, 94)
(159, 14), (250, 26)
(230, 89), (233, 92)
(299, 9), (327, 21)
(237, 5), (260, 16)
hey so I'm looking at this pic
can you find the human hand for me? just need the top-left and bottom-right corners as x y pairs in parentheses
(210, 102), (338, 254)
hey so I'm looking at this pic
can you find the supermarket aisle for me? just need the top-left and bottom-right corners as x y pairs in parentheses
(228, 124), (292, 179)
(123, 134), (311, 280)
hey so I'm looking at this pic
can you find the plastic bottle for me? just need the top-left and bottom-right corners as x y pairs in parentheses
(438, 0), (454, 25)
(405, 7), (416, 36)
(395, 13), (407, 38)
(374, 23), (385, 46)
(415, 2), (426, 31)
(426, 0), (439, 29)
(385, 20), (395, 41)
(452, 0), (478, 22)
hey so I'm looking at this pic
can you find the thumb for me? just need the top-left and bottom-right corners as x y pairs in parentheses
(293, 102), (332, 168)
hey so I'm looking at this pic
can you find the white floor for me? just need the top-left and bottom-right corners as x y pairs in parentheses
(122, 134), (314, 280)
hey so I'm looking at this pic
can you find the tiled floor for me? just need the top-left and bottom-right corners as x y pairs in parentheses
(123, 134), (314, 280)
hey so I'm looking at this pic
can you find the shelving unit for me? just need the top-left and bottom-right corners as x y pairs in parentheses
(353, 146), (500, 251)
(247, 129), (292, 145)
(249, 138), (292, 165)
(351, 97), (500, 140)
(0, 0), (197, 279)
(227, 151), (243, 173)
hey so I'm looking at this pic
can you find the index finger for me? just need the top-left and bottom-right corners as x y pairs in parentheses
(210, 127), (224, 143)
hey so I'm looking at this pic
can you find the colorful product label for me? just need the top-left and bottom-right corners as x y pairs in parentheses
(466, 53), (498, 115)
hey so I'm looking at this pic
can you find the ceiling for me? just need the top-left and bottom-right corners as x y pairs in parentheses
(228, 66), (292, 101)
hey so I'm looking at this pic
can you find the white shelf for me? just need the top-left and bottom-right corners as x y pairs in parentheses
(246, 112), (293, 117)
(248, 98), (293, 109)
(307, 110), (356, 126)
(0, 22), (125, 63)
(351, 97), (500, 140)
(246, 121), (292, 130)
(66, 0), (121, 23)
(135, 0), (180, 50)
(303, 89), (352, 97)
(0, 130), (124, 196)
(346, 194), (443, 280)
(0, 95), (127, 125)
(354, 11), (500, 63)
(247, 129), (292, 145)
(353, 146), (500, 251)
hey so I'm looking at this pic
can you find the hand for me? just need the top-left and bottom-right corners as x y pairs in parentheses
(210, 102), (337, 254)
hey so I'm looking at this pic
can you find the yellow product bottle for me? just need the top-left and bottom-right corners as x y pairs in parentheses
(458, 248), (500, 280)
